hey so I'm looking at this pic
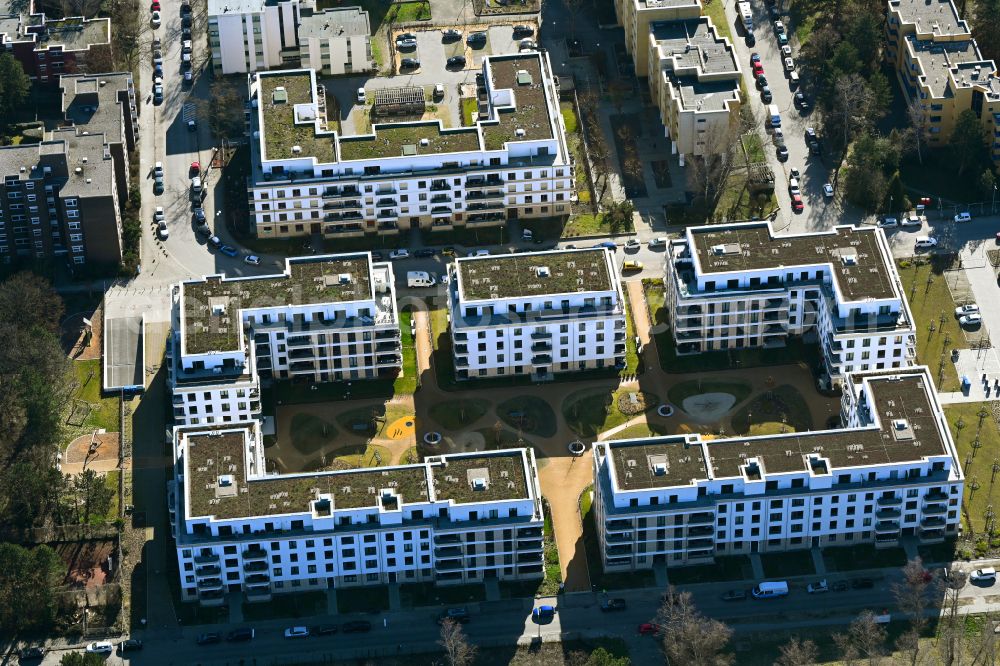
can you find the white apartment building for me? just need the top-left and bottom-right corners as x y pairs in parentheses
(208, 0), (302, 74)
(168, 421), (545, 605)
(168, 253), (401, 427)
(447, 248), (627, 381)
(665, 222), (917, 386)
(647, 18), (742, 165)
(297, 6), (371, 76)
(592, 366), (962, 572)
(246, 52), (574, 241)
(612, 0), (701, 77)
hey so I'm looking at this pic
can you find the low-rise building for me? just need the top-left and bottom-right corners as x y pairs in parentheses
(885, 0), (1000, 165)
(447, 248), (626, 381)
(592, 366), (962, 572)
(297, 6), (371, 76)
(665, 222), (916, 386)
(246, 52), (573, 240)
(169, 420), (545, 605)
(0, 0), (111, 83)
(169, 253), (401, 427)
(647, 18), (741, 165)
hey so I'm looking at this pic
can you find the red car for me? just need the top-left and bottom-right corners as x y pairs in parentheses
(752, 62), (764, 77)
(151, 0), (160, 9)
(190, 161), (201, 175)
(918, 196), (932, 206)
(791, 193), (804, 212)
(638, 623), (661, 636)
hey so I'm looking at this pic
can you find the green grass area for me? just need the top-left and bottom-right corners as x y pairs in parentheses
(788, 0), (823, 44)
(822, 544), (907, 572)
(396, 310), (418, 395)
(427, 398), (491, 430)
(896, 257), (970, 392)
(104, 470), (120, 522)
(399, 582), (485, 608)
(667, 379), (753, 409)
(497, 396), (557, 437)
(743, 132), (766, 163)
(420, 225), (507, 248)
(371, 38), (384, 70)
(289, 413), (338, 455)
(608, 422), (671, 440)
(622, 291), (640, 376)
(541, 506), (563, 596)
(560, 101), (592, 206)
(665, 555), (751, 585)
(714, 173), (778, 222)
(70, 359), (120, 433)
(946, 403), (1000, 535)
(336, 585), (389, 613)
(333, 443), (392, 468)
(562, 386), (657, 437)
(702, 0), (733, 42)
(389, 0), (430, 21)
(760, 549), (816, 578)
(580, 485), (657, 590)
(243, 591), (326, 621)
(318, 0), (428, 29)
(429, 308), (448, 349)
(730, 384), (813, 435)
(563, 210), (633, 238)
(334, 402), (412, 438)
(560, 102), (578, 133)
(461, 98), (478, 126)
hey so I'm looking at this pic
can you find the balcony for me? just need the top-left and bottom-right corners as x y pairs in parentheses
(606, 520), (631, 531)
(606, 533), (631, 544)
(243, 560), (268, 573)
(435, 560), (463, 571)
(245, 573), (270, 586)
(376, 198), (398, 207)
(921, 516), (947, 528)
(688, 537), (715, 549)
(377, 210), (398, 220)
(530, 341), (552, 352)
(923, 504), (947, 516)
(435, 534), (462, 544)
(874, 521), (901, 534)
(876, 495), (902, 507)
(324, 186), (360, 198)
(430, 181), (450, 191)
(531, 354), (552, 366)
(194, 554), (220, 566)
(530, 331), (552, 340)
(687, 512), (714, 524)
(875, 508), (901, 520)
(517, 539), (543, 551)
(377, 354), (401, 366)
(435, 546), (462, 558)
(431, 206), (452, 217)
(323, 200), (361, 210)
(687, 525), (713, 537)
(431, 194), (451, 203)
(923, 491), (948, 504)
(606, 545), (632, 557)
(517, 527), (542, 538)
(197, 577), (224, 592)
(466, 177), (504, 188)
(195, 565), (221, 578)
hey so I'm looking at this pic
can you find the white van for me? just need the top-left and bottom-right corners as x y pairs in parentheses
(767, 104), (781, 128)
(751, 581), (789, 599)
(407, 271), (436, 288)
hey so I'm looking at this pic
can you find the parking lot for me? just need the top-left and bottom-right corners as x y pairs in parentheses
(389, 23), (537, 74)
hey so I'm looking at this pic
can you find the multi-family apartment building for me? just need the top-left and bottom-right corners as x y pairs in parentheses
(0, 0), (111, 83)
(664, 222), (917, 386)
(296, 6), (371, 76)
(612, 0), (700, 77)
(246, 52), (573, 240)
(647, 18), (741, 165)
(592, 366), (962, 572)
(168, 253), (402, 427)
(168, 420), (545, 605)
(59, 72), (139, 212)
(0, 130), (121, 266)
(885, 0), (1000, 165)
(447, 248), (626, 381)
(208, 0), (301, 74)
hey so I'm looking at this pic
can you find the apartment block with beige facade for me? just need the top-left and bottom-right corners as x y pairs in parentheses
(612, 0), (700, 77)
(647, 18), (741, 166)
(886, 0), (1000, 164)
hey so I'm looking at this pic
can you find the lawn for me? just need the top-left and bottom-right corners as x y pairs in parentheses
(714, 172), (778, 222)
(702, 0), (734, 45)
(563, 210), (633, 238)
(497, 396), (557, 437)
(560, 101), (592, 206)
(103, 470), (120, 523)
(243, 591), (326, 621)
(607, 422), (671, 440)
(336, 585), (389, 613)
(461, 97), (478, 126)
(730, 384), (813, 435)
(896, 257), (971, 392)
(400, 582), (485, 608)
(788, 0), (824, 44)
(760, 549), (816, 578)
(822, 544), (907, 572)
(541, 506), (563, 596)
(580, 486), (656, 590)
(70, 359), (120, 433)
(333, 442), (391, 468)
(665, 555), (751, 585)
(395, 310), (418, 395)
(289, 413), (338, 455)
(334, 402), (412, 437)
(622, 291), (641, 376)
(667, 379), (753, 409)
(429, 308), (449, 349)
(946, 403), (1000, 535)
(562, 386), (657, 437)
(428, 398), (491, 430)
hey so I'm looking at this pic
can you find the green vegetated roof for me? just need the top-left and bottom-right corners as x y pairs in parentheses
(430, 452), (529, 504)
(183, 256), (372, 355)
(339, 123), (480, 160)
(482, 56), (554, 151)
(260, 72), (337, 163)
(458, 249), (612, 300)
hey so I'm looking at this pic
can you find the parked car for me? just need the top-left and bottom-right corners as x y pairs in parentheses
(638, 623), (661, 636)
(151, 10), (160, 26)
(153, 161), (164, 176)
(396, 38), (417, 49)
(752, 62), (764, 77)
(182, 39), (192, 53)
(438, 607), (471, 624)
(783, 56), (795, 71)
(157, 222), (169, 240)
(624, 238), (641, 251)
(153, 84), (163, 104)
(720, 589), (748, 602)
(467, 31), (487, 44)
(208, 235), (222, 248)
(970, 567), (997, 584)
(244, 255), (261, 265)
(153, 206), (164, 224)
(519, 39), (538, 50)
(442, 29), (462, 40)
(914, 236), (938, 250)
(153, 175), (164, 194)
(219, 245), (239, 257)
(226, 628), (255, 642)
(532, 605), (556, 621)
(86, 642), (114, 654)
(901, 214), (923, 228)
(823, 183), (834, 198)
(395, 32), (416, 42)
(190, 160), (201, 176)
(776, 145), (789, 161)
(788, 177), (801, 195)
(878, 216), (898, 228)
(415, 248), (436, 257)
(648, 237), (667, 249)
(313, 624), (338, 636)
(284, 626), (310, 639)
(955, 304), (980, 317)
(960, 313), (983, 327)
(761, 87), (773, 103)
(831, 580), (849, 592)
(600, 598), (627, 612)
(954, 211), (972, 223)
(400, 58), (420, 70)
(807, 580), (829, 594)
(389, 249), (409, 260)
(750, 52), (761, 65)
(447, 55), (466, 68)
(342, 620), (372, 633)
(791, 193), (803, 212)
(756, 73), (768, 89)
(193, 207), (206, 223)
(512, 25), (533, 36)
(794, 91), (809, 110)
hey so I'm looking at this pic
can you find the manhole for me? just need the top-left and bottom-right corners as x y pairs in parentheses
(657, 404), (675, 417)
(567, 440), (586, 456)
(424, 431), (442, 446)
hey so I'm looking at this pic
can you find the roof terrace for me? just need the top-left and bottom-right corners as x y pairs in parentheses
(457, 248), (613, 301)
(482, 55), (554, 150)
(889, 0), (968, 37)
(430, 452), (530, 504)
(37, 16), (109, 51)
(259, 71), (337, 163)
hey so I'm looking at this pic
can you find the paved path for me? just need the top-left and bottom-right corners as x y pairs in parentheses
(626, 279), (652, 346)
(538, 456), (594, 592)
(412, 308), (433, 378)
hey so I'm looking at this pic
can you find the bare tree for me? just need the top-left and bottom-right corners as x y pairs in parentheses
(196, 78), (245, 139)
(656, 586), (734, 666)
(59, 0), (101, 17)
(834, 611), (887, 666)
(81, 44), (114, 74)
(969, 612), (998, 666)
(832, 73), (875, 157)
(438, 618), (476, 666)
(686, 122), (739, 211)
(892, 557), (932, 665)
(776, 636), (818, 666)
(109, 0), (151, 72)
(905, 100), (931, 165)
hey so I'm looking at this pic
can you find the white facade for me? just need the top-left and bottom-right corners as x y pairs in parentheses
(247, 52), (573, 240)
(447, 248), (627, 381)
(592, 367), (963, 572)
(168, 253), (401, 427)
(169, 422), (545, 605)
(665, 222), (917, 385)
(297, 7), (371, 75)
(208, 0), (301, 74)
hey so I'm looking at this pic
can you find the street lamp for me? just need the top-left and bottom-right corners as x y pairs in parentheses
(992, 184), (997, 215)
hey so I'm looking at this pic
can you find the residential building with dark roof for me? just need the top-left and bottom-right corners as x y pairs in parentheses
(592, 366), (961, 572)
(0, 0), (111, 83)
(168, 420), (545, 605)
(447, 248), (626, 381)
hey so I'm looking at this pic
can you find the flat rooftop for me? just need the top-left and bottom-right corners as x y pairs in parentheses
(183, 431), (532, 520)
(457, 248), (613, 301)
(676, 80), (740, 112)
(297, 6), (369, 39)
(907, 36), (986, 97)
(689, 223), (897, 301)
(889, 0), (968, 36)
(639, 0), (701, 9)
(259, 71), (337, 163)
(481, 55), (554, 151)
(607, 369), (949, 490)
(652, 19), (739, 77)
(182, 255), (374, 355)
(37, 17), (109, 51)
(60, 72), (134, 146)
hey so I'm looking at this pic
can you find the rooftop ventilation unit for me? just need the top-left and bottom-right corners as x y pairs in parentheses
(471, 477), (487, 491)
(291, 145), (302, 154)
(420, 138), (429, 146)
(893, 418), (908, 430)
(515, 128), (525, 137)
(217, 474), (235, 487)
(272, 86), (288, 104)
(536, 266), (550, 278)
(652, 462), (667, 476)
(338, 272), (352, 284)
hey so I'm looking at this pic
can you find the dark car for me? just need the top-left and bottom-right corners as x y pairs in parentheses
(600, 598), (627, 612)
(313, 624), (338, 636)
(180, 2), (191, 15)
(343, 620), (372, 633)
(437, 607), (471, 624)
(831, 580), (849, 592)
(119, 639), (143, 652)
(415, 248), (436, 257)
(760, 87), (773, 103)
(18, 646), (45, 661)
(467, 31), (487, 44)
(371, 250), (383, 261)
(401, 58), (420, 70)
(219, 245), (239, 257)
(756, 74), (767, 89)
(193, 207), (206, 223)
(794, 91), (810, 110)
(720, 589), (748, 602)
(512, 25), (533, 36)
(181, 14), (191, 27)
(851, 578), (875, 590)
(226, 628), (255, 642)
(776, 145), (789, 161)
(745, 33), (756, 47)
(182, 25), (191, 39)
(196, 633), (222, 645)
(447, 55), (466, 68)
